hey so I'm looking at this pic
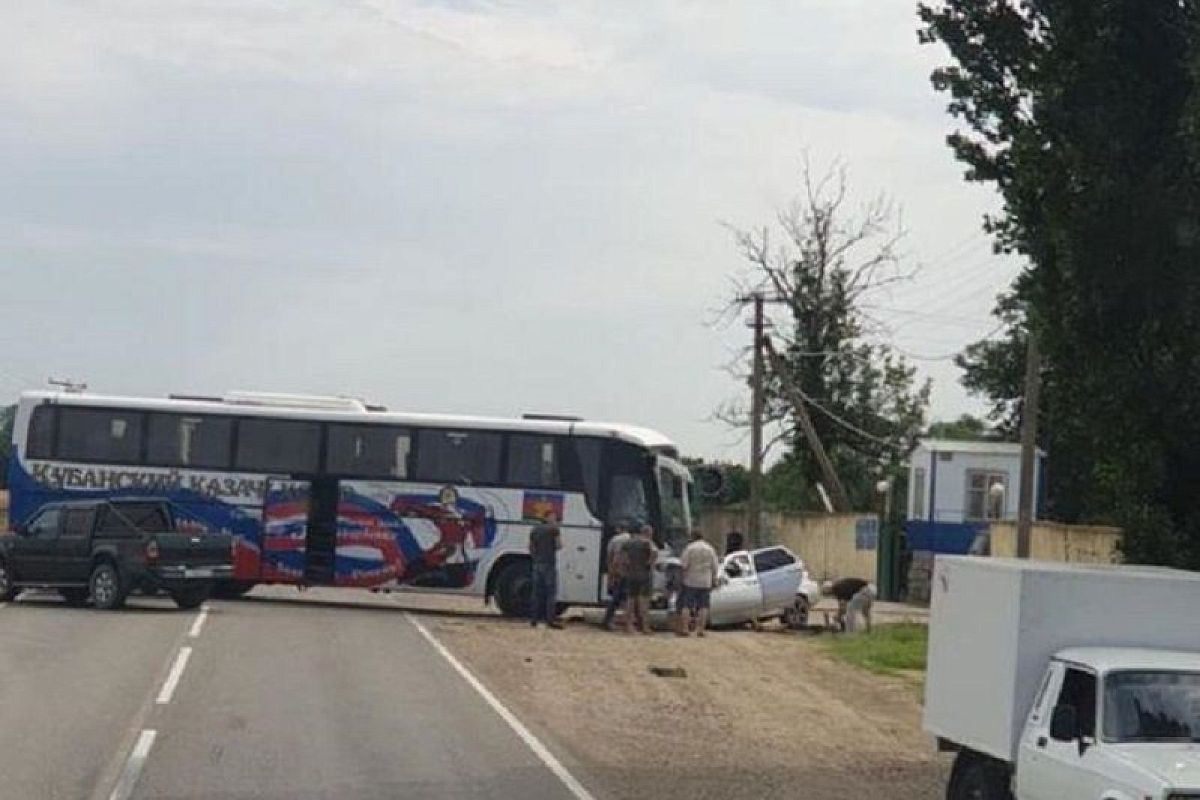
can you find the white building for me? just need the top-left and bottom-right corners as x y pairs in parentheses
(906, 439), (1044, 523)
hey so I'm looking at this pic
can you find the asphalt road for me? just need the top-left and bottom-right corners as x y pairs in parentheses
(0, 588), (586, 800)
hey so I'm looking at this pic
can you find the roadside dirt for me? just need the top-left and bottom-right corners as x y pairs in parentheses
(424, 606), (951, 800)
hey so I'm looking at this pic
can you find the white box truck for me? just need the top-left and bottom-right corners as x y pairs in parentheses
(925, 557), (1200, 800)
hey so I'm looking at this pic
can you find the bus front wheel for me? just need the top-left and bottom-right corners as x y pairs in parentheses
(493, 560), (532, 618)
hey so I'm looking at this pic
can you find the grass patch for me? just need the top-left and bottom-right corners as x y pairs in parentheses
(822, 624), (929, 677)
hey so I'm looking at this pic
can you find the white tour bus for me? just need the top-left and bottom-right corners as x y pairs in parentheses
(7, 390), (693, 615)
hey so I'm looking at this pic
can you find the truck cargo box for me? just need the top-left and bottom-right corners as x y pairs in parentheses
(923, 557), (1200, 763)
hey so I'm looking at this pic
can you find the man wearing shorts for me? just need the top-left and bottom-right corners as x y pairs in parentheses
(619, 524), (657, 635)
(677, 530), (719, 636)
(602, 523), (632, 630)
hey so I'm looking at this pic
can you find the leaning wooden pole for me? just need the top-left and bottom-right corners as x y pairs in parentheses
(762, 337), (852, 513)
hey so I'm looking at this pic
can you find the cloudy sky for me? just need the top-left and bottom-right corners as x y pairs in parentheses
(0, 1), (1019, 461)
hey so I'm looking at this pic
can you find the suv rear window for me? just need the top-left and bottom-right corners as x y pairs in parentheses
(99, 504), (169, 535)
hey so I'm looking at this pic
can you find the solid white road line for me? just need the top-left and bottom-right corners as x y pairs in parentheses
(187, 608), (209, 639)
(406, 614), (596, 800)
(107, 729), (157, 800)
(155, 647), (192, 705)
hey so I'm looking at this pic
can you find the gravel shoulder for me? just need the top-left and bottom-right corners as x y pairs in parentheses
(421, 603), (950, 800)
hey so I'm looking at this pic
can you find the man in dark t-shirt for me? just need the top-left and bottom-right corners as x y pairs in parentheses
(828, 577), (874, 633)
(528, 512), (562, 629)
(619, 524), (657, 635)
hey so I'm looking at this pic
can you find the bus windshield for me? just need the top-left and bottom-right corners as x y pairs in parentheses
(656, 457), (691, 552)
(1103, 670), (1200, 742)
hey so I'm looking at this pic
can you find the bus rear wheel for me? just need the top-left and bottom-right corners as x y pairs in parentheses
(493, 560), (532, 618)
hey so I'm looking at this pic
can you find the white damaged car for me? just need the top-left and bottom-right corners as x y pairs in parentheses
(712, 545), (820, 628)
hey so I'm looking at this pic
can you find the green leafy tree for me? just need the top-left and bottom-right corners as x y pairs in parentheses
(720, 158), (931, 511)
(927, 413), (996, 441)
(919, 1), (1200, 565)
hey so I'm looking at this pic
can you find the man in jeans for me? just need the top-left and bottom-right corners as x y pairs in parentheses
(677, 529), (720, 637)
(528, 511), (563, 629)
(602, 523), (632, 630)
(620, 524), (657, 635)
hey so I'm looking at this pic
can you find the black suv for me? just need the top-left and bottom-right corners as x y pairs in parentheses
(0, 498), (233, 609)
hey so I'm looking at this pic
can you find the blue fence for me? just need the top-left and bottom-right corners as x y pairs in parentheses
(904, 520), (987, 555)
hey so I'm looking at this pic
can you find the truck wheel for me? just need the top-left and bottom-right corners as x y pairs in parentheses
(948, 752), (1012, 800)
(493, 560), (532, 618)
(170, 586), (210, 610)
(59, 588), (90, 607)
(0, 559), (17, 602)
(90, 562), (128, 610)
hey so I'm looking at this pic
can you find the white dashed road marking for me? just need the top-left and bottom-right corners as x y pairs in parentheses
(406, 614), (596, 800)
(155, 647), (192, 705)
(187, 607), (209, 639)
(107, 729), (157, 800)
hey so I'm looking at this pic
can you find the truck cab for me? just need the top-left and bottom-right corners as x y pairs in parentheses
(1012, 648), (1200, 800)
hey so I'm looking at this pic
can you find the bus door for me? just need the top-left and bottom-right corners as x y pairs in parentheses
(261, 478), (309, 583)
(303, 477), (338, 584)
(261, 477), (339, 584)
(558, 524), (601, 604)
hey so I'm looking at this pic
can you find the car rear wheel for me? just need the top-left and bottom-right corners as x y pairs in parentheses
(90, 562), (128, 610)
(59, 587), (90, 607)
(170, 585), (210, 610)
(0, 560), (17, 602)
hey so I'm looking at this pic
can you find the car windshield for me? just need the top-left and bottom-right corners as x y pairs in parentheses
(1103, 670), (1200, 742)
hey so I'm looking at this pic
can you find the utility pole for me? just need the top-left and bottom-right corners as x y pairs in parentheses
(762, 338), (852, 512)
(1016, 333), (1042, 559)
(748, 294), (766, 547)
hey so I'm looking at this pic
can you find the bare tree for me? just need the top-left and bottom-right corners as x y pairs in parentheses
(717, 156), (929, 510)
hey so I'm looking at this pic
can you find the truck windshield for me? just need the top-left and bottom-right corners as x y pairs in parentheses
(1103, 670), (1200, 742)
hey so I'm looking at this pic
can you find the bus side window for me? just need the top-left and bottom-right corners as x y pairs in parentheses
(327, 424), (411, 479)
(573, 438), (603, 518)
(507, 435), (561, 488)
(57, 407), (144, 464)
(27, 405), (56, 459)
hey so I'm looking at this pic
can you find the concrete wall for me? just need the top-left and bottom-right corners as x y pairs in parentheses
(697, 508), (878, 582)
(988, 520), (1122, 564)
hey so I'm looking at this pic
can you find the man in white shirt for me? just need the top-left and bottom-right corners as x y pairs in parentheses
(677, 530), (720, 637)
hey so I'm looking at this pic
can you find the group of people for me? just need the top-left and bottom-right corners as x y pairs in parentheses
(601, 523), (721, 636)
(526, 513), (876, 635)
(526, 511), (722, 636)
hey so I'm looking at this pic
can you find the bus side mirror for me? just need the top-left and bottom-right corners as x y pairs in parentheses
(1050, 705), (1078, 742)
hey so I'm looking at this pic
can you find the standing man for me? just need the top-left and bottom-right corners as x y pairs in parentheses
(620, 523), (657, 635)
(528, 511), (563, 629)
(602, 523), (632, 631)
(678, 530), (720, 637)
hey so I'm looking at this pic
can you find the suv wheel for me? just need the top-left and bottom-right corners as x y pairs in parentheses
(0, 560), (16, 602)
(90, 562), (128, 610)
